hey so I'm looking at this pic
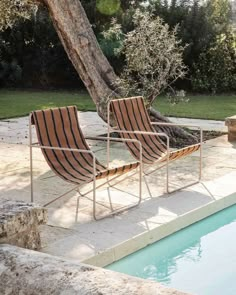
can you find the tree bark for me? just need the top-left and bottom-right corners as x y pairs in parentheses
(42, 0), (196, 144)
(149, 107), (198, 146)
(43, 0), (121, 120)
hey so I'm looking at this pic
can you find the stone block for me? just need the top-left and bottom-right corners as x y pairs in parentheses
(225, 115), (236, 142)
(0, 199), (47, 250)
(0, 245), (189, 295)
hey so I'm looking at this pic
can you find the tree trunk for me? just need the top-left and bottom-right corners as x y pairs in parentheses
(42, 0), (196, 144)
(43, 0), (122, 120)
(149, 107), (198, 146)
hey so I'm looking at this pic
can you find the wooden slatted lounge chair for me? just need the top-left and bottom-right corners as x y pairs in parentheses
(29, 106), (142, 220)
(107, 96), (202, 193)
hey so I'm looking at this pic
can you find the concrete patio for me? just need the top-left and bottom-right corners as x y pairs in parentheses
(0, 112), (236, 269)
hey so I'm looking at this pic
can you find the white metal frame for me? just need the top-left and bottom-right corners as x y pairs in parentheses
(29, 114), (143, 220)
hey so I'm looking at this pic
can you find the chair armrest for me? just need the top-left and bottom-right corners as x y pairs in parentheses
(85, 135), (142, 145)
(151, 122), (203, 144)
(107, 130), (170, 160)
(85, 136), (143, 164)
(108, 129), (169, 141)
(31, 144), (94, 154)
(114, 130), (170, 157)
(30, 144), (97, 175)
(82, 123), (107, 128)
(151, 121), (201, 129)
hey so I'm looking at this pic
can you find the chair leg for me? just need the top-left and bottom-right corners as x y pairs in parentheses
(75, 167), (143, 221)
(29, 118), (34, 203)
(30, 144), (34, 203)
(166, 148), (202, 195)
(42, 185), (79, 207)
(199, 142), (202, 181)
(107, 186), (114, 211)
(76, 191), (82, 222)
(144, 175), (152, 198)
(94, 169), (142, 220)
(166, 137), (170, 194)
(166, 160), (169, 194)
(93, 178), (98, 220)
(138, 162), (142, 205)
(166, 150), (170, 194)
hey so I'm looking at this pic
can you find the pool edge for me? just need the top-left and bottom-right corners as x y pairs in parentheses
(82, 191), (236, 267)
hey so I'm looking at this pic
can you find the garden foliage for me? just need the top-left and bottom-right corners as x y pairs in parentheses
(0, 0), (235, 93)
(104, 10), (187, 103)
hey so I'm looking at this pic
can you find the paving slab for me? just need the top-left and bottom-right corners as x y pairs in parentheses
(0, 112), (227, 145)
(0, 112), (235, 283)
(169, 117), (227, 132)
(0, 112), (107, 144)
(1, 138), (235, 261)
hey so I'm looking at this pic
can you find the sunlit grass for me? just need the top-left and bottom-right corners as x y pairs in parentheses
(154, 94), (236, 120)
(0, 89), (95, 119)
(0, 89), (235, 120)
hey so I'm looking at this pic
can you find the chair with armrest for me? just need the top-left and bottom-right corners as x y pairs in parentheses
(107, 96), (202, 193)
(29, 105), (142, 220)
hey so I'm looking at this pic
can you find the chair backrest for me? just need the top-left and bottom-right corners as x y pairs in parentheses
(31, 106), (105, 185)
(110, 97), (167, 164)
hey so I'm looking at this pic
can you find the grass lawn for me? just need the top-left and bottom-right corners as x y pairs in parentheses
(153, 94), (236, 121)
(0, 89), (235, 120)
(0, 90), (96, 120)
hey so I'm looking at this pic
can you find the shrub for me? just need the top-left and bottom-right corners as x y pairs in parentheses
(192, 32), (236, 93)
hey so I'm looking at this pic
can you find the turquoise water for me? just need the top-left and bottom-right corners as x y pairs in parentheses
(106, 204), (236, 295)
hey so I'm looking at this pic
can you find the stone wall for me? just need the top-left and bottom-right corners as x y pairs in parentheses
(0, 199), (47, 250)
(0, 244), (189, 295)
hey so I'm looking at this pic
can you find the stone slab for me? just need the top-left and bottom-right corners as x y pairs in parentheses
(0, 111), (236, 294)
(225, 115), (236, 126)
(0, 113), (227, 145)
(0, 244), (189, 295)
(225, 115), (236, 141)
(170, 117), (227, 132)
(0, 199), (47, 249)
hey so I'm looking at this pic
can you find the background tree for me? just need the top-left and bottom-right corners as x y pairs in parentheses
(192, 32), (236, 93)
(149, 0), (215, 89)
(0, 0), (121, 119)
(206, 0), (232, 35)
(0, 1), (139, 88)
(0, 6), (79, 88)
(1, 0), (235, 94)
(192, 0), (236, 93)
(0, 0), (200, 143)
(107, 10), (187, 106)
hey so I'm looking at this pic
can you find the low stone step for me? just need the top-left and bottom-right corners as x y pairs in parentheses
(0, 199), (47, 250)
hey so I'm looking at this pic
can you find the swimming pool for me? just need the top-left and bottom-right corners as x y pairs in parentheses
(106, 204), (236, 295)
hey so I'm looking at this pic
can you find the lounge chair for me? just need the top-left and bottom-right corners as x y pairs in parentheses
(107, 96), (202, 193)
(29, 106), (142, 220)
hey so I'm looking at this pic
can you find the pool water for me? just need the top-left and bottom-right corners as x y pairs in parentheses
(106, 204), (236, 295)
